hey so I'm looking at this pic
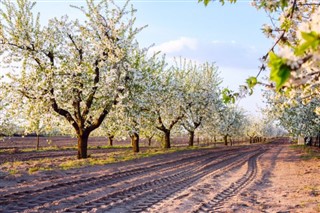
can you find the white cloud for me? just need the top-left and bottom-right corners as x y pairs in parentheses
(150, 37), (198, 54)
(211, 40), (237, 45)
(147, 37), (268, 115)
(149, 36), (265, 70)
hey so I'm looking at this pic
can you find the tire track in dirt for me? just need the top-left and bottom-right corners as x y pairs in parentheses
(0, 149), (214, 196)
(25, 150), (244, 212)
(136, 149), (266, 213)
(60, 148), (264, 213)
(0, 146), (266, 212)
(0, 147), (245, 212)
(193, 149), (265, 213)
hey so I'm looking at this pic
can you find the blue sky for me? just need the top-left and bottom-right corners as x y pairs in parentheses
(34, 0), (272, 115)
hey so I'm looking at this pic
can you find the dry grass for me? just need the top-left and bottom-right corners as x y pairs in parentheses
(0, 146), (205, 176)
(290, 145), (320, 160)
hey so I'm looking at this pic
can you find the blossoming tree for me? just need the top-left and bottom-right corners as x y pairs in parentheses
(217, 105), (247, 146)
(199, 0), (320, 109)
(0, 0), (144, 158)
(179, 60), (222, 146)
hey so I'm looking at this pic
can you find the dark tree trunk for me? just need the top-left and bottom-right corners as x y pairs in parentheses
(188, 131), (194, 147)
(224, 135), (228, 146)
(108, 135), (114, 146)
(163, 130), (171, 149)
(130, 132), (139, 153)
(250, 137), (253, 144)
(148, 136), (153, 146)
(77, 132), (89, 159)
(36, 133), (40, 151)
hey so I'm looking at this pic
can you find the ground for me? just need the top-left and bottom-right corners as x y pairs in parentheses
(228, 143), (320, 213)
(0, 138), (319, 212)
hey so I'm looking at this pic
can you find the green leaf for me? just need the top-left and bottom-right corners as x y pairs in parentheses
(268, 52), (291, 91)
(301, 31), (318, 41)
(198, 0), (237, 6)
(248, 88), (253, 95)
(198, 0), (211, 6)
(280, 0), (288, 10)
(295, 31), (320, 55)
(222, 88), (235, 104)
(280, 19), (291, 31)
(246, 76), (257, 89)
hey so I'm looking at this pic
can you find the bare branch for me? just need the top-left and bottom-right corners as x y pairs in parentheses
(67, 33), (83, 65)
(50, 88), (79, 132)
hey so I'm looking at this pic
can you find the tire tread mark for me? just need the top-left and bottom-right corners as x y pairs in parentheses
(63, 148), (262, 213)
(193, 149), (266, 213)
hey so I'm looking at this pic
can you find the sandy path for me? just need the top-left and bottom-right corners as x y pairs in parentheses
(220, 142), (320, 213)
(0, 140), (318, 212)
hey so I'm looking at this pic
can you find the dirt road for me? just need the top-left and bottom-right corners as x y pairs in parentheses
(0, 141), (318, 212)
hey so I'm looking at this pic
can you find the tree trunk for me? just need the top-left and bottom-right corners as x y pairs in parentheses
(77, 132), (89, 159)
(163, 130), (171, 149)
(148, 137), (152, 146)
(224, 135), (228, 146)
(108, 135), (114, 146)
(130, 132), (139, 153)
(188, 131), (194, 147)
(36, 133), (40, 151)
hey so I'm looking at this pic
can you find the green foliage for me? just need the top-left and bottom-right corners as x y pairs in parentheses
(268, 52), (291, 90)
(9, 169), (18, 175)
(291, 145), (320, 160)
(256, 0), (289, 12)
(279, 0), (288, 10)
(222, 88), (236, 104)
(28, 167), (42, 174)
(246, 76), (258, 95)
(295, 31), (320, 56)
(198, 0), (237, 6)
(198, 0), (212, 6)
(246, 76), (257, 89)
(280, 18), (292, 31)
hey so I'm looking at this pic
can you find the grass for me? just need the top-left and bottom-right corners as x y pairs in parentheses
(59, 146), (200, 170)
(90, 145), (132, 149)
(1, 145), (134, 154)
(22, 146), (77, 152)
(290, 145), (320, 160)
(9, 169), (18, 175)
(1, 145), (209, 175)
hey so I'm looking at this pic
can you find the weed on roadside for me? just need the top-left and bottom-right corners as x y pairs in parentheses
(290, 145), (320, 160)
(8, 169), (18, 175)
(2, 146), (210, 175)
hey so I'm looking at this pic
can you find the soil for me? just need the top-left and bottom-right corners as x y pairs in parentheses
(0, 138), (319, 212)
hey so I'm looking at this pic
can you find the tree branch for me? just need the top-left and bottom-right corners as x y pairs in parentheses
(82, 60), (100, 119)
(50, 88), (79, 132)
(169, 114), (184, 130)
(156, 110), (167, 132)
(256, 0), (297, 78)
(67, 33), (83, 65)
(85, 93), (119, 133)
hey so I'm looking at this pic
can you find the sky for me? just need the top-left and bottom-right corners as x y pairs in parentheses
(33, 0), (273, 116)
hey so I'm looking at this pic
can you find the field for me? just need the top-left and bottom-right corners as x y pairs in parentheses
(0, 137), (319, 212)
